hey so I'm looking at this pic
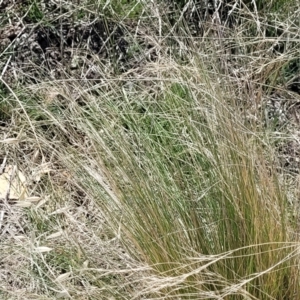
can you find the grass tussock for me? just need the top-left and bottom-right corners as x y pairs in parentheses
(0, 0), (300, 299)
(64, 61), (299, 299)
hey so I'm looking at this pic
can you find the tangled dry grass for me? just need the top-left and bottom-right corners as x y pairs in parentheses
(0, 0), (300, 299)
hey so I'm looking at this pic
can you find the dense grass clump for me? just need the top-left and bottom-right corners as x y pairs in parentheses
(66, 61), (299, 299)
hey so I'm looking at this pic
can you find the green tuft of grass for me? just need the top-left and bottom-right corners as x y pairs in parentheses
(60, 61), (299, 298)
